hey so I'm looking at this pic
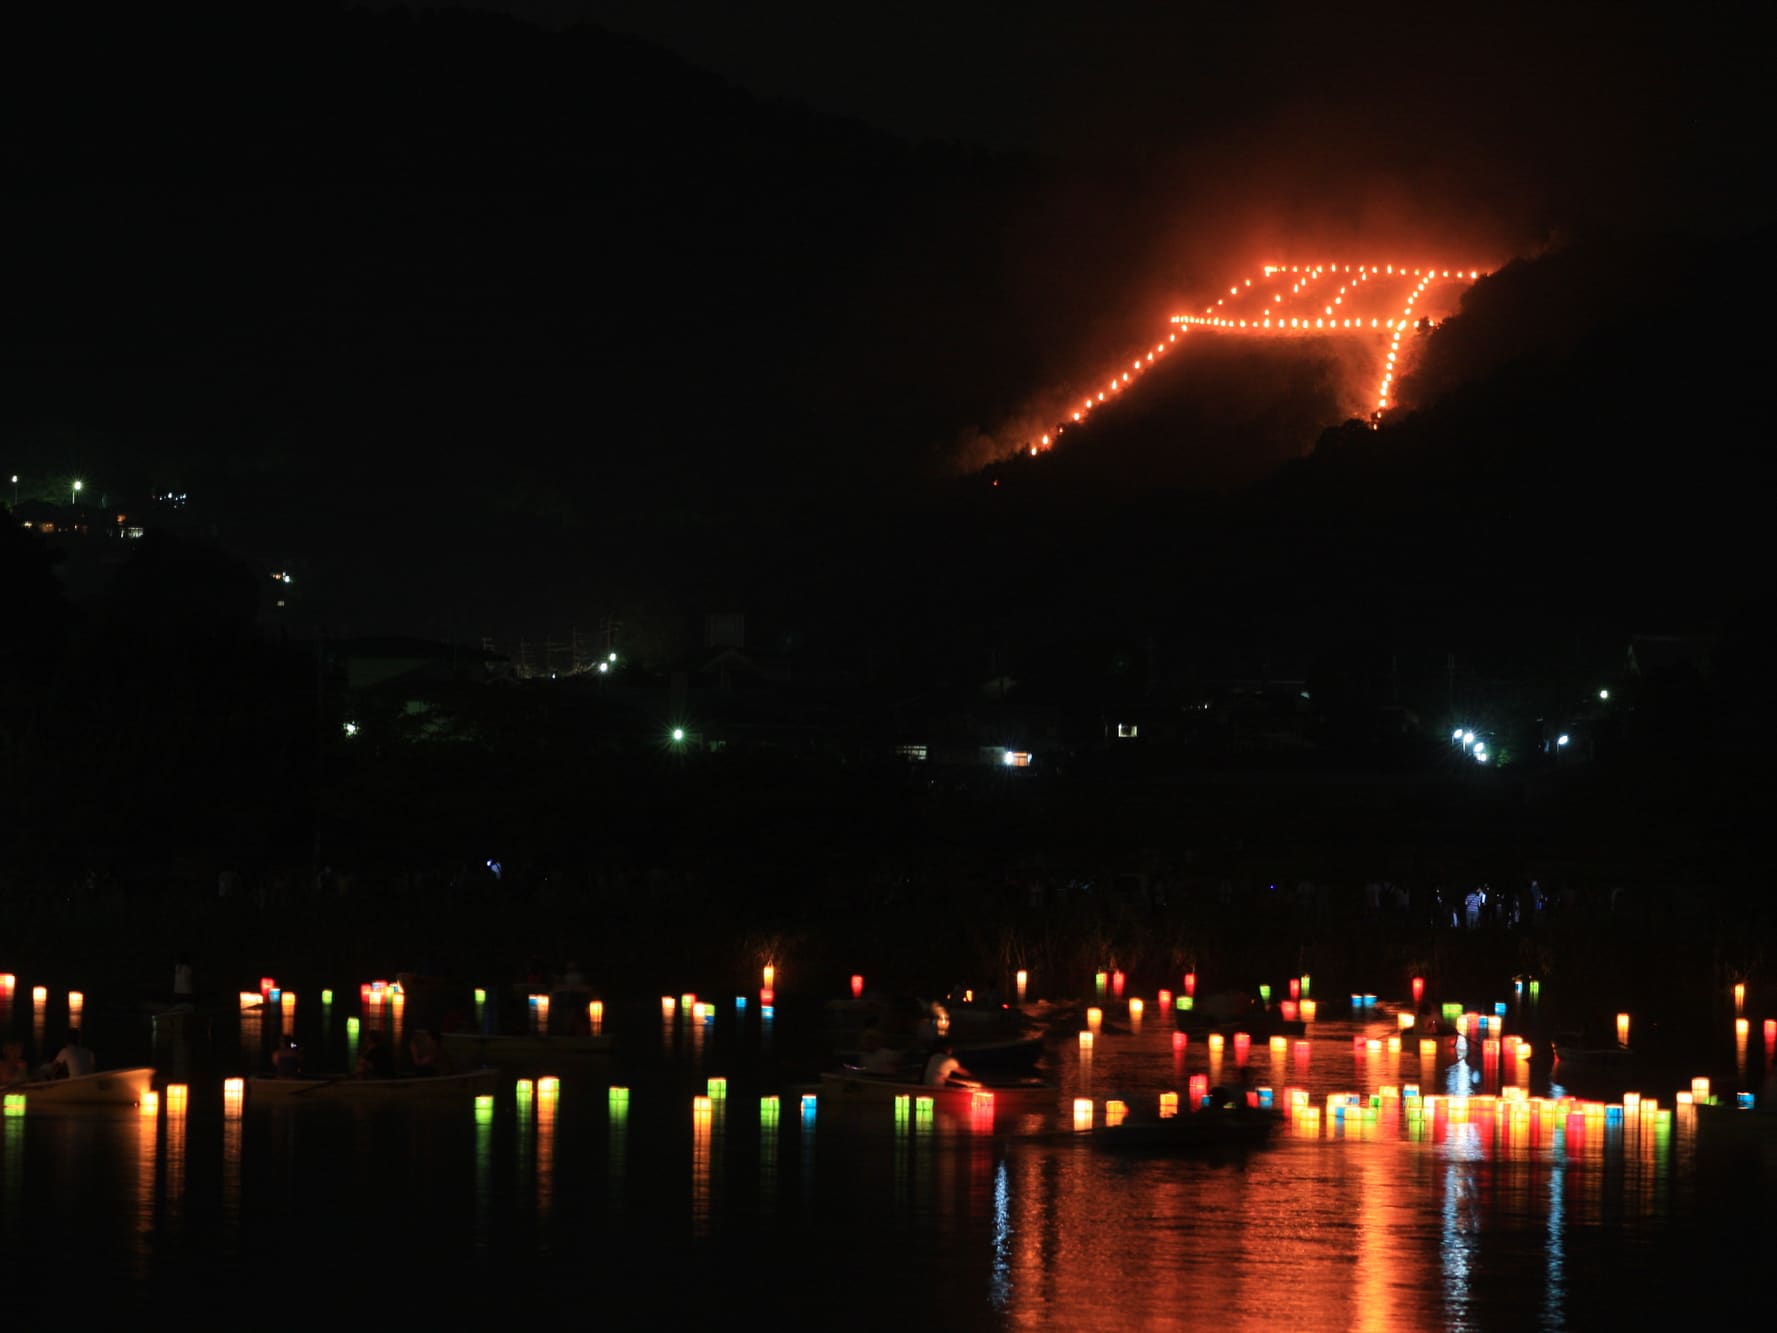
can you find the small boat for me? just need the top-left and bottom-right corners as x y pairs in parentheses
(247, 1068), (498, 1103)
(818, 1068), (1058, 1116)
(441, 1032), (612, 1069)
(1093, 1108), (1285, 1153)
(5, 1067), (155, 1108)
(1551, 1035), (1637, 1078)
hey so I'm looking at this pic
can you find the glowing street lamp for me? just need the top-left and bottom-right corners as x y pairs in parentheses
(71, 479), (83, 506)
(670, 727), (686, 744)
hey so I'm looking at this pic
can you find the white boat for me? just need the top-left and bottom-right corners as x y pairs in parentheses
(5, 1067), (155, 1108)
(817, 1069), (1058, 1121)
(247, 1067), (499, 1103)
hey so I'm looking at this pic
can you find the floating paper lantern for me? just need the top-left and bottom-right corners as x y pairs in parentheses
(1208, 1033), (1224, 1053)
(166, 1084), (188, 1117)
(1616, 1013), (1630, 1047)
(2, 1093), (23, 1117)
(1420, 1038), (1437, 1059)
(1299, 999), (1317, 1022)
(1623, 1091), (1641, 1115)
(661, 996), (676, 1017)
(260, 977), (276, 996)
(706, 1076), (726, 1100)
(68, 990), (84, 1022)
(475, 1093), (494, 1125)
(1016, 969), (1028, 1003)
(587, 1000), (604, 1034)
(1128, 998), (1144, 1022)
(1398, 1011), (1416, 1031)
(760, 1095), (780, 1128)
(0, 974), (12, 998)
(1366, 1038), (1382, 1053)
(1411, 977), (1425, 1005)
(1387, 1036), (1401, 1053)
(1232, 1032), (1251, 1063)
(609, 1086), (630, 1119)
(1171, 1031), (1188, 1053)
(1078, 1030), (1094, 1051)
(1737, 1092), (1755, 1110)
(1112, 971), (1126, 1000)
(1159, 1092), (1179, 1118)
(1184, 972), (1196, 998)
(516, 1079), (533, 1112)
(761, 965), (775, 989)
(281, 991), (295, 1023)
(1734, 983), (1746, 1013)
(1279, 1000), (1298, 1022)
(800, 1093), (816, 1124)
(1258, 984), (1271, 1006)
(1105, 1099), (1128, 1127)
(691, 1002), (706, 1022)
(322, 988), (334, 1007)
(31, 986), (46, 1006)
(1072, 1098), (1093, 1131)
(1095, 971), (1108, 998)
(1086, 1007), (1103, 1031)
(223, 1077), (244, 1117)
(1269, 1035), (1287, 1056)
(851, 975), (864, 999)
(1300, 974), (1311, 998)
(970, 1091), (995, 1133)
(1735, 1018), (1750, 1038)
(1157, 989), (1172, 1011)
(1691, 1076), (1711, 1103)
(238, 991), (260, 1011)
(1189, 1074), (1208, 1108)
(1179, 996), (1194, 1012)
(139, 1090), (159, 1118)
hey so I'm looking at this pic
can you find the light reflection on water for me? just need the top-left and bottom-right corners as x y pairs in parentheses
(0, 1007), (1769, 1323)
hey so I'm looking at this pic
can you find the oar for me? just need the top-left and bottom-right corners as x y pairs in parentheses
(290, 1075), (348, 1096)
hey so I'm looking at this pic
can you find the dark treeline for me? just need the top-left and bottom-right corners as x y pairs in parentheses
(1, 9), (1771, 1028)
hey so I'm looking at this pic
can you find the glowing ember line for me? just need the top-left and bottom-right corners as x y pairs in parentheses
(1017, 261), (1486, 457)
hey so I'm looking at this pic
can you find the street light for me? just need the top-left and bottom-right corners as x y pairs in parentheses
(71, 479), (83, 506)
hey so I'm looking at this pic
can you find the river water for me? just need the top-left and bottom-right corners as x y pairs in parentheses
(1, 984), (1771, 1326)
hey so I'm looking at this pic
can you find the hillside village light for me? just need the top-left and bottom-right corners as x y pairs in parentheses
(343, 721), (359, 738)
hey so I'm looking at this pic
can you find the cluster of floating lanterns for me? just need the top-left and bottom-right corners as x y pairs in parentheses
(1011, 261), (1487, 459)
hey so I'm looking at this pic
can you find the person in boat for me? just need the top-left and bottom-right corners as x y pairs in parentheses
(858, 1021), (905, 1075)
(923, 1040), (979, 1088)
(357, 1029), (395, 1079)
(1207, 1064), (1254, 1112)
(271, 1035), (304, 1078)
(46, 1030), (95, 1080)
(408, 1028), (444, 1076)
(0, 1040), (28, 1086)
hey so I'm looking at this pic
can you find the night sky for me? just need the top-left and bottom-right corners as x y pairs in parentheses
(3, 2), (1771, 647)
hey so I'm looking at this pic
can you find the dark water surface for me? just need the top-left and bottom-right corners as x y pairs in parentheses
(2, 986), (1771, 1327)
